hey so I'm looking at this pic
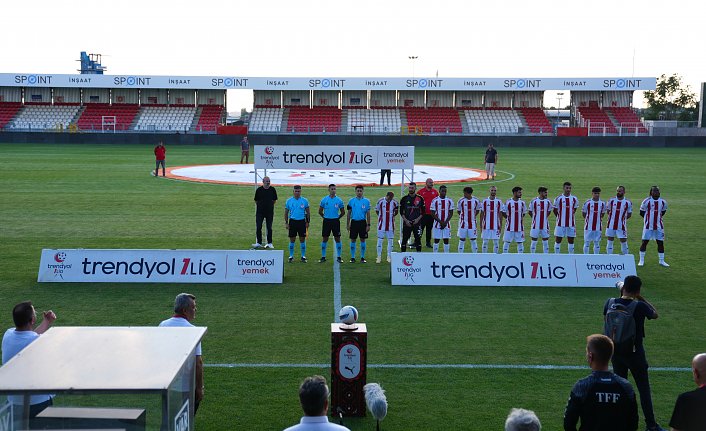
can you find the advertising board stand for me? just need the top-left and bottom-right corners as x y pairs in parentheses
(330, 323), (367, 418)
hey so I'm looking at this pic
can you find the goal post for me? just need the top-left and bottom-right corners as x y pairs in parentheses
(101, 115), (117, 133)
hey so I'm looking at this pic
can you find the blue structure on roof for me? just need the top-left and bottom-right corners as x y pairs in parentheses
(79, 52), (107, 75)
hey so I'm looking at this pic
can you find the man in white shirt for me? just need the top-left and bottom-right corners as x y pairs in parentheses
(582, 186), (607, 254)
(2, 301), (57, 419)
(283, 375), (350, 431)
(159, 293), (204, 413)
(430, 185), (455, 253)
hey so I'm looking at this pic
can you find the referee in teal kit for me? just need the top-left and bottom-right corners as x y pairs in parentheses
(318, 184), (346, 263)
(284, 185), (310, 263)
(346, 185), (371, 263)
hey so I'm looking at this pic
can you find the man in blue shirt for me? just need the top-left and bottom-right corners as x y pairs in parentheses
(346, 185), (371, 263)
(2, 301), (57, 421)
(318, 184), (346, 263)
(284, 185), (310, 263)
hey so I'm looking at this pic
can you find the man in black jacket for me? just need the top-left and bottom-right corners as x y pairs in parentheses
(399, 182), (425, 252)
(564, 334), (638, 431)
(604, 275), (665, 431)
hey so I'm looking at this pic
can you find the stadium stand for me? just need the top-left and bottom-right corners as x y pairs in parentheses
(194, 105), (224, 132)
(285, 106), (341, 133)
(404, 107), (463, 133)
(518, 108), (553, 134)
(134, 106), (197, 132)
(576, 106), (619, 134)
(7, 104), (81, 130)
(0, 102), (23, 129)
(346, 108), (401, 133)
(463, 108), (523, 134)
(606, 107), (649, 134)
(248, 107), (284, 132)
(76, 104), (140, 131)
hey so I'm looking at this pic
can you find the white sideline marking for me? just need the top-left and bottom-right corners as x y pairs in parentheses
(485, 169), (515, 184)
(333, 258), (342, 322)
(205, 363), (689, 372)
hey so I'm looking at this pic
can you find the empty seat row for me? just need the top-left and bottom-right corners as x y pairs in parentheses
(249, 108), (283, 132)
(286, 107), (342, 133)
(8, 105), (81, 130)
(405, 108), (463, 133)
(134, 106), (196, 131)
(347, 109), (401, 133)
(194, 105), (224, 132)
(77, 104), (140, 131)
(517, 108), (553, 133)
(576, 107), (619, 134)
(606, 107), (648, 134)
(464, 109), (522, 134)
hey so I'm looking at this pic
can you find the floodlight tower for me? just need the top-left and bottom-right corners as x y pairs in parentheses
(408, 56), (418, 79)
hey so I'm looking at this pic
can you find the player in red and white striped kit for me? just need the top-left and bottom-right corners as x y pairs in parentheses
(638, 186), (669, 267)
(375, 192), (399, 263)
(481, 186), (504, 253)
(430, 185), (454, 253)
(457, 186), (480, 253)
(553, 181), (579, 254)
(529, 186), (553, 253)
(502, 186), (527, 253)
(605, 185), (633, 255)
(582, 187), (607, 254)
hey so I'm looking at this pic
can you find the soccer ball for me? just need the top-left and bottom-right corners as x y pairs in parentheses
(615, 281), (624, 290)
(339, 305), (358, 325)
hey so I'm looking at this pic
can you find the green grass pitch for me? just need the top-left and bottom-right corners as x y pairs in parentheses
(1, 143), (704, 430)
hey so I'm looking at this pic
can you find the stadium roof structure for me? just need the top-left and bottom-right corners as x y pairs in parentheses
(0, 73), (656, 91)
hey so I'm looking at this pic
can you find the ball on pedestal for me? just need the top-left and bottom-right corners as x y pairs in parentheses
(338, 305), (358, 325)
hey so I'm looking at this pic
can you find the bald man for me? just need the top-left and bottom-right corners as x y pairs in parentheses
(253, 176), (278, 249)
(669, 353), (706, 431)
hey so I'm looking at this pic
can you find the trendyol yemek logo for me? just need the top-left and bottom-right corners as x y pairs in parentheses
(236, 258), (276, 276)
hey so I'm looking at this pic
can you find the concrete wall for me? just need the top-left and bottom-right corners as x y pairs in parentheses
(250, 134), (706, 148)
(1, 132), (705, 147)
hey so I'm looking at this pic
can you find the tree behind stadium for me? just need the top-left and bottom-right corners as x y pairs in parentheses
(643, 73), (698, 121)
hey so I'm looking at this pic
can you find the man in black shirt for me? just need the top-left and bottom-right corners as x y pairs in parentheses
(399, 182), (425, 252)
(564, 334), (638, 431)
(253, 176), (278, 249)
(484, 143), (498, 180)
(669, 353), (706, 431)
(604, 275), (665, 431)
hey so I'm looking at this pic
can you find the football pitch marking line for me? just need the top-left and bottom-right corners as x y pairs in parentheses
(481, 169), (515, 185)
(206, 363), (689, 372)
(333, 259), (342, 322)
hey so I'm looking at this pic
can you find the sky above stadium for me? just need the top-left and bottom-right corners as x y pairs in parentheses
(2, 0), (702, 112)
